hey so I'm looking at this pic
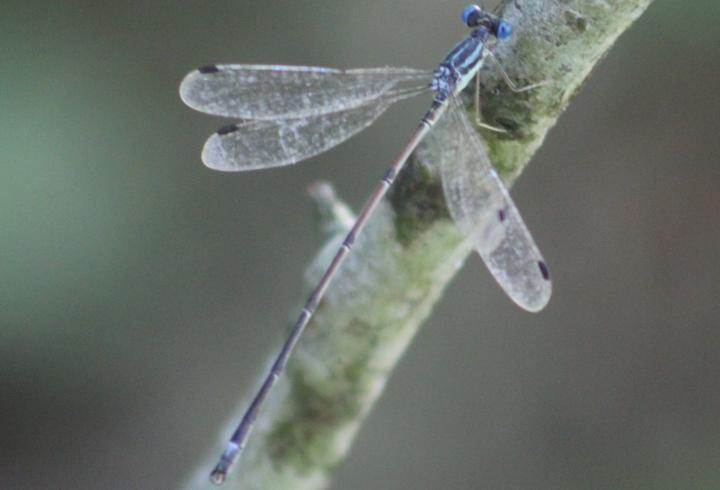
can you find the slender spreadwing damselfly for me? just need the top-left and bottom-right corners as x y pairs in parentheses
(180, 4), (551, 484)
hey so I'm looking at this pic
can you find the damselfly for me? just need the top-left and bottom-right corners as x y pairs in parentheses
(180, 4), (551, 485)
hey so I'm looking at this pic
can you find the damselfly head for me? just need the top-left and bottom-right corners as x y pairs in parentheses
(461, 4), (512, 40)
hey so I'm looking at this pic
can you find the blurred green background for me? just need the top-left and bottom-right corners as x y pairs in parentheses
(2, 1), (720, 489)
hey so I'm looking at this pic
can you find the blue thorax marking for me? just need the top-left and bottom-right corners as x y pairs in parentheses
(431, 27), (490, 103)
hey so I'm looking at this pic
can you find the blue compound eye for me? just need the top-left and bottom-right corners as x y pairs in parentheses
(496, 19), (513, 40)
(461, 4), (481, 26)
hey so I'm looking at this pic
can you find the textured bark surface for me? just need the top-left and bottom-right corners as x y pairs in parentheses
(186, 1), (655, 488)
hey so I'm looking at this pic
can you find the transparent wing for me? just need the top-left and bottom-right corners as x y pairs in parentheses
(180, 64), (430, 120)
(433, 96), (551, 312)
(202, 95), (398, 171)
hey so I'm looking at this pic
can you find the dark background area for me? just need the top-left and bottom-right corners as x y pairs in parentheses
(2, 1), (719, 489)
